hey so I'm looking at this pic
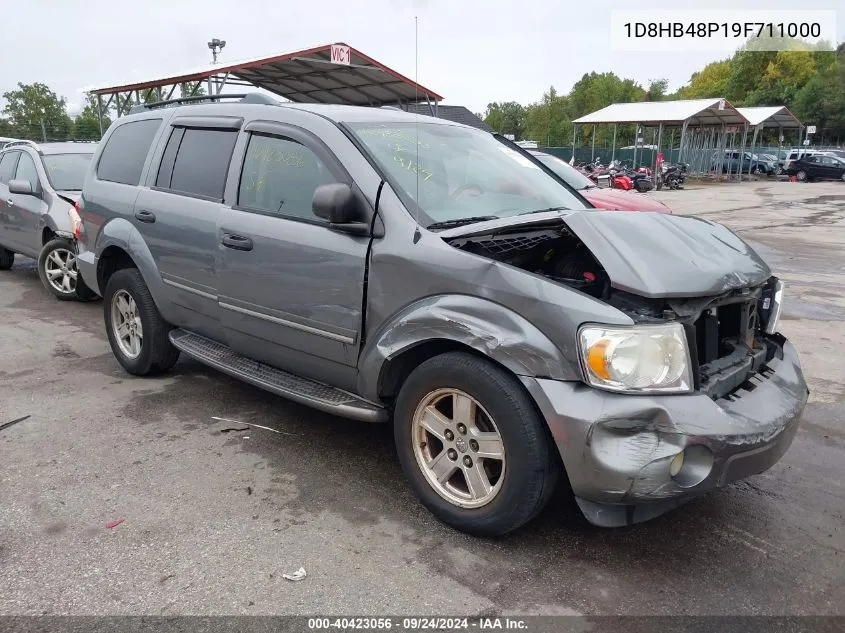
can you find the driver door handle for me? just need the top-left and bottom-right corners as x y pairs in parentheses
(6, 199), (12, 207)
(134, 209), (156, 223)
(221, 233), (253, 251)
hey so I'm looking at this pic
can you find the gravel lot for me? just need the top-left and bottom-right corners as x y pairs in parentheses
(1, 180), (843, 616)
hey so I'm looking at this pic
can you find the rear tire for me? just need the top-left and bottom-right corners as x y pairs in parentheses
(103, 268), (180, 376)
(0, 247), (13, 270)
(394, 352), (559, 536)
(797, 170), (807, 182)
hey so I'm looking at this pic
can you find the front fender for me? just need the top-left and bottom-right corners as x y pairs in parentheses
(94, 218), (171, 319)
(356, 294), (580, 401)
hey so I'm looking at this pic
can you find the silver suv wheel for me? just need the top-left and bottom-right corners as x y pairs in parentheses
(111, 289), (143, 359)
(43, 246), (78, 295)
(412, 388), (506, 508)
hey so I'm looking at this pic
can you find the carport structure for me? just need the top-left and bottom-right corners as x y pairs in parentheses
(736, 106), (803, 163)
(85, 43), (443, 135)
(572, 98), (752, 177)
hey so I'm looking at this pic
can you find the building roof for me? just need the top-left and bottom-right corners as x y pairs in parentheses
(85, 43), (443, 107)
(573, 98), (748, 126)
(401, 104), (494, 132)
(736, 106), (802, 128)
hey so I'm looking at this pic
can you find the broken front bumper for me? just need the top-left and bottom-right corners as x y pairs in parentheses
(521, 337), (808, 527)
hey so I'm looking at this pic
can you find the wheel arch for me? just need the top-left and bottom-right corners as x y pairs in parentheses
(357, 294), (578, 403)
(94, 218), (167, 312)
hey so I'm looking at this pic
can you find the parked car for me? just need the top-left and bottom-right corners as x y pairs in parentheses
(75, 94), (807, 535)
(711, 151), (776, 175)
(0, 140), (97, 299)
(785, 153), (845, 181)
(528, 150), (670, 212)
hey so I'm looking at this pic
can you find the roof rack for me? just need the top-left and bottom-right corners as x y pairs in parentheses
(1, 140), (39, 150)
(128, 91), (278, 115)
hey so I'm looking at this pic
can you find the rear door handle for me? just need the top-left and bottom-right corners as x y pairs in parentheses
(221, 234), (253, 251)
(134, 209), (156, 223)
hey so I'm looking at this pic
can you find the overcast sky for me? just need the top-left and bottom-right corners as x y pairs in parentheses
(3, 0), (842, 116)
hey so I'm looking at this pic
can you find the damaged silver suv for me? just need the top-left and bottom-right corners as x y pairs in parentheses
(75, 94), (808, 535)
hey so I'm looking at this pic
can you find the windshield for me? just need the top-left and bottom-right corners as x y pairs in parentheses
(347, 122), (587, 227)
(42, 153), (93, 191)
(531, 153), (596, 190)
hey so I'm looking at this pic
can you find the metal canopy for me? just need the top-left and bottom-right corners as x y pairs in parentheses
(573, 98), (748, 126)
(86, 43), (443, 107)
(736, 106), (802, 128)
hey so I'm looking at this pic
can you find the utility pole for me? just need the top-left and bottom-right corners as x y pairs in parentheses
(40, 119), (47, 142)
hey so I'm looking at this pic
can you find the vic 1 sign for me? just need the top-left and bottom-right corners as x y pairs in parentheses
(806, 125), (817, 134)
(330, 44), (351, 65)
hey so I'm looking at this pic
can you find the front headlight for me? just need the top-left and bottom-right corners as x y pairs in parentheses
(578, 323), (693, 394)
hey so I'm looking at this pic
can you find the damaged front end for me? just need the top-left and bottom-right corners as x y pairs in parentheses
(440, 211), (808, 526)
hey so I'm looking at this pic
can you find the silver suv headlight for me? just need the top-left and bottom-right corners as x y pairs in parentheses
(578, 323), (693, 394)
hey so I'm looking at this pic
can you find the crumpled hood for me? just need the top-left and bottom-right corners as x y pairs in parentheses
(563, 210), (771, 298)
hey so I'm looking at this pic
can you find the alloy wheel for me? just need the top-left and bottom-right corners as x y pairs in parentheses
(111, 290), (143, 359)
(412, 388), (506, 509)
(44, 247), (78, 294)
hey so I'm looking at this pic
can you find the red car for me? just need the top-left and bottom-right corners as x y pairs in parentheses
(529, 150), (671, 213)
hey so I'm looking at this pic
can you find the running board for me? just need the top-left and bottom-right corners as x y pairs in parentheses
(169, 330), (386, 423)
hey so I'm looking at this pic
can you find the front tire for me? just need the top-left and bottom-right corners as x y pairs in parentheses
(394, 352), (559, 536)
(797, 170), (808, 182)
(103, 268), (180, 376)
(0, 246), (13, 270)
(37, 238), (96, 301)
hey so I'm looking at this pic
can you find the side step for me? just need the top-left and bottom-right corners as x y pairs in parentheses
(169, 330), (387, 423)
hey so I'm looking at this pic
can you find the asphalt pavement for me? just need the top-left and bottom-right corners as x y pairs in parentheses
(1, 180), (843, 616)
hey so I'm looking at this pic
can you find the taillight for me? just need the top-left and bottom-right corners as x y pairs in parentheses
(69, 201), (83, 240)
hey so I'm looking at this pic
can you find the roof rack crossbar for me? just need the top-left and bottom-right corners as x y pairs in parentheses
(127, 91), (278, 114)
(2, 140), (39, 149)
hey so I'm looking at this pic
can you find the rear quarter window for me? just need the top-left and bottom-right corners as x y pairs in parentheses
(96, 119), (162, 185)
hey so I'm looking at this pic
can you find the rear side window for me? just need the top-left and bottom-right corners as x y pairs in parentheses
(0, 151), (19, 184)
(237, 134), (337, 219)
(97, 119), (162, 185)
(157, 127), (237, 200)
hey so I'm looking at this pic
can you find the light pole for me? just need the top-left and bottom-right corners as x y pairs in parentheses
(208, 38), (226, 64)
(207, 38), (226, 95)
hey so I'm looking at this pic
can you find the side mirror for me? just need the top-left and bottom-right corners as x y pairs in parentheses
(313, 183), (369, 236)
(8, 179), (35, 196)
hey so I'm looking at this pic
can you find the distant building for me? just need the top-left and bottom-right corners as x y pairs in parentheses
(401, 104), (494, 133)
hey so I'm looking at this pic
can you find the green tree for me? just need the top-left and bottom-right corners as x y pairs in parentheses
(73, 95), (112, 140)
(2, 82), (73, 141)
(524, 86), (571, 146)
(646, 79), (669, 101)
(483, 101), (526, 139)
(681, 60), (732, 99)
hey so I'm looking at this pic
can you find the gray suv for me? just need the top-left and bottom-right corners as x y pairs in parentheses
(76, 94), (808, 535)
(0, 140), (97, 300)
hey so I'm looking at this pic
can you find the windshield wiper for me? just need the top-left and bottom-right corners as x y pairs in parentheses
(426, 215), (499, 230)
(518, 206), (570, 216)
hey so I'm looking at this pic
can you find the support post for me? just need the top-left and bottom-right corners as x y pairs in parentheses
(738, 123), (748, 181)
(96, 94), (105, 137)
(655, 122), (664, 185)
(591, 125), (596, 162)
(610, 124), (617, 163)
(571, 124), (577, 164)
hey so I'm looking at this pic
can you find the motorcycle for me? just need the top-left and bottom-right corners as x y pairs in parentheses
(608, 160), (653, 192)
(657, 162), (688, 190)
